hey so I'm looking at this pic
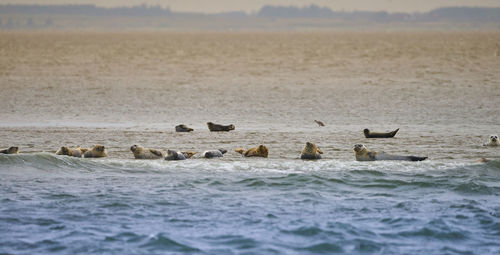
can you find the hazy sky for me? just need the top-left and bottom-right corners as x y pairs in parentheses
(2, 0), (500, 13)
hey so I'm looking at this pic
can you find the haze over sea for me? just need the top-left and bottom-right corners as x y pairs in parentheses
(0, 31), (499, 254)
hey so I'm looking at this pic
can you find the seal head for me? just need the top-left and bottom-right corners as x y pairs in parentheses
(484, 135), (499, 146)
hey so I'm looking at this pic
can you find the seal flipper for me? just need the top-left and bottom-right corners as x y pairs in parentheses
(149, 149), (163, 158)
(390, 128), (400, 137)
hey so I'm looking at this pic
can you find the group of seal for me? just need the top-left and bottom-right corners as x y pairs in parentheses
(174, 122), (235, 133)
(55, 145), (107, 158)
(2, 130), (496, 162)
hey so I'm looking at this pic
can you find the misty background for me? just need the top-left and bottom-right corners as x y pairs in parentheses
(0, 1), (499, 30)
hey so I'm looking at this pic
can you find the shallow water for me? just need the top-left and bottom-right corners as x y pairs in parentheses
(0, 31), (499, 254)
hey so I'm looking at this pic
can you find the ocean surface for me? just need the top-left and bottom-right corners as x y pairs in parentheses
(1, 31), (499, 254)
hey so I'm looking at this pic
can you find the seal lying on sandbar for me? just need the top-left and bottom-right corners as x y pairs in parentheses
(130, 145), (164, 159)
(483, 134), (499, 146)
(300, 142), (323, 160)
(164, 150), (197, 160)
(0, 146), (19, 154)
(235, 145), (269, 158)
(175, 124), (194, 132)
(56, 146), (88, 158)
(207, 122), (235, 132)
(202, 149), (227, 158)
(83, 145), (108, 158)
(353, 144), (427, 161)
(363, 128), (399, 138)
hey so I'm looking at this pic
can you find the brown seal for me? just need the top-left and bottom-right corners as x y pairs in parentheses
(235, 145), (269, 158)
(130, 145), (164, 159)
(0, 146), (19, 154)
(353, 144), (427, 161)
(300, 142), (323, 160)
(363, 128), (399, 138)
(56, 146), (87, 157)
(207, 122), (235, 132)
(83, 145), (108, 158)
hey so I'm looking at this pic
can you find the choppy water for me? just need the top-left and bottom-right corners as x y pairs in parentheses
(1, 31), (499, 254)
(1, 153), (500, 254)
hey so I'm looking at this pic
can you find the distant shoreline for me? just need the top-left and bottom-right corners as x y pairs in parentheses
(1, 4), (499, 31)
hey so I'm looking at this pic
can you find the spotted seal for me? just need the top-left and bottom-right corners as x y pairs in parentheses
(202, 149), (227, 158)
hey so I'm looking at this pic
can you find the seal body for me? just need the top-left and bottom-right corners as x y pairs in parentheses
(0, 146), (19, 154)
(175, 124), (194, 132)
(56, 146), (87, 157)
(235, 145), (269, 158)
(300, 142), (323, 159)
(130, 145), (164, 159)
(83, 145), (108, 158)
(203, 149), (227, 158)
(207, 122), (235, 132)
(364, 128), (399, 138)
(353, 144), (427, 161)
(484, 135), (499, 146)
(165, 150), (187, 160)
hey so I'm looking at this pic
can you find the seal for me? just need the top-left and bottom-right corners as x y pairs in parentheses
(202, 149), (227, 158)
(353, 144), (427, 161)
(164, 150), (196, 160)
(300, 142), (323, 159)
(314, 120), (325, 126)
(207, 122), (235, 132)
(83, 145), (108, 158)
(483, 134), (499, 146)
(235, 145), (269, 158)
(0, 146), (19, 154)
(56, 146), (87, 157)
(130, 145), (164, 159)
(363, 128), (399, 138)
(165, 150), (186, 160)
(175, 124), (194, 132)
